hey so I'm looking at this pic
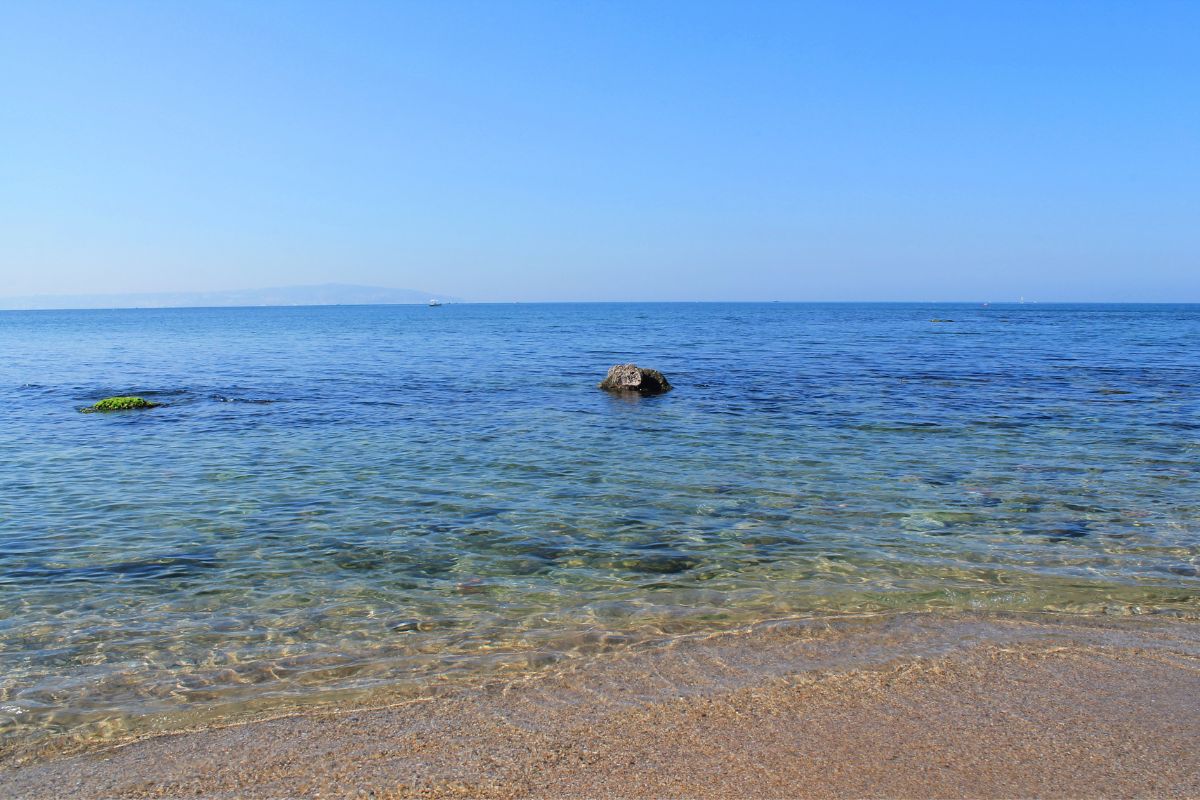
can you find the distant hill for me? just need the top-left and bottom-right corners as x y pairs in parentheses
(0, 284), (461, 310)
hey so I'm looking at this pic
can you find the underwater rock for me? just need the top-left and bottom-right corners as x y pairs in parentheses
(82, 396), (161, 413)
(8, 551), (219, 583)
(455, 577), (488, 594)
(390, 618), (442, 633)
(598, 364), (672, 395)
(621, 551), (700, 574)
(1042, 520), (1092, 540)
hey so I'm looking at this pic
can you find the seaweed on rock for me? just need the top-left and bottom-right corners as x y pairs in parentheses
(82, 396), (161, 412)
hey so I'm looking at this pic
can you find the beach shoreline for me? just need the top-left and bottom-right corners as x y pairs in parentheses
(4, 610), (1198, 799)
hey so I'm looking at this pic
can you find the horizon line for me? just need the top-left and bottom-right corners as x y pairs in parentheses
(4, 299), (1200, 313)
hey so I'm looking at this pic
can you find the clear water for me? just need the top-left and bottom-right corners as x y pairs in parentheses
(1, 302), (1198, 749)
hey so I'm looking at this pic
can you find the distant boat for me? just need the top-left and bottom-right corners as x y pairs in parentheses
(428, 299), (443, 307)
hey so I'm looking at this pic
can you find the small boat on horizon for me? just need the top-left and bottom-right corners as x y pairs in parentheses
(428, 299), (443, 307)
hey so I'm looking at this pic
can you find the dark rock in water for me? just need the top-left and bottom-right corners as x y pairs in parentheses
(621, 551), (700, 574)
(1039, 520), (1092, 540)
(81, 396), (161, 413)
(6, 551), (220, 584)
(598, 364), (672, 395)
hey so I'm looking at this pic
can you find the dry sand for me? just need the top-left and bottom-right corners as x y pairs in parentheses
(2, 612), (1198, 799)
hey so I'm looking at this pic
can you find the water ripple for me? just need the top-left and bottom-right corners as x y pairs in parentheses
(0, 302), (1198, 748)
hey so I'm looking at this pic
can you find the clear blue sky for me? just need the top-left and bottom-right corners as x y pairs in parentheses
(2, 1), (1197, 302)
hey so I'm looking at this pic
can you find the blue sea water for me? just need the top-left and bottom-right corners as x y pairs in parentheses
(1, 302), (1198, 747)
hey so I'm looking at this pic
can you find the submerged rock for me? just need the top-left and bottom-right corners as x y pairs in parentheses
(621, 551), (700, 574)
(598, 364), (672, 395)
(82, 396), (161, 413)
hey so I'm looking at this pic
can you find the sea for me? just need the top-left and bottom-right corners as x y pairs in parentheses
(1, 302), (1197, 751)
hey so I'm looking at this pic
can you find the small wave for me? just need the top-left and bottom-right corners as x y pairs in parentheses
(211, 395), (277, 404)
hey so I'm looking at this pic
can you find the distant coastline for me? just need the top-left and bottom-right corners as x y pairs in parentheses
(6, 291), (1200, 311)
(0, 283), (460, 311)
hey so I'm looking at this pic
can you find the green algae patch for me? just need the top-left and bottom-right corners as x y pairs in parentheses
(82, 396), (161, 413)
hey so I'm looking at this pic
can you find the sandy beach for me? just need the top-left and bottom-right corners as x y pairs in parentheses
(3, 612), (1197, 799)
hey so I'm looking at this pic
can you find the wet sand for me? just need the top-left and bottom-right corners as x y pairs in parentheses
(3, 612), (1199, 799)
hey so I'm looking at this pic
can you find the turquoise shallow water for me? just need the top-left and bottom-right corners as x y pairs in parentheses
(1, 302), (1198, 748)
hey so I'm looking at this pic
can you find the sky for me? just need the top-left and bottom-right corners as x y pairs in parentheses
(1, 0), (1198, 303)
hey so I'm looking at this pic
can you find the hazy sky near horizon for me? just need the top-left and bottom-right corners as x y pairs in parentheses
(2, 1), (1198, 302)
